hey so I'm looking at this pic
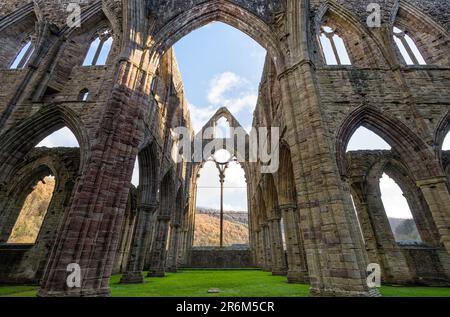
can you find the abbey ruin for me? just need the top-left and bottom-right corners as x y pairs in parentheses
(0, 0), (449, 297)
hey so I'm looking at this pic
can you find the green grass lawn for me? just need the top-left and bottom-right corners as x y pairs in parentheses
(0, 269), (449, 297)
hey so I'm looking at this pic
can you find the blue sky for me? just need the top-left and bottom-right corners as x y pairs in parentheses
(37, 22), (450, 217)
(173, 22), (266, 132)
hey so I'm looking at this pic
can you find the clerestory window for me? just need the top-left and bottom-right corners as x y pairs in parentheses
(393, 27), (426, 65)
(10, 39), (34, 69)
(319, 26), (351, 65)
(82, 29), (113, 66)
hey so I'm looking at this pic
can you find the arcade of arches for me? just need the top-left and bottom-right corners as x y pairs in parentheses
(0, 0), (450, 297)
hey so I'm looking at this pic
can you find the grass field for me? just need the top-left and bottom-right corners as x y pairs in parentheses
(1, 269), (449, 297)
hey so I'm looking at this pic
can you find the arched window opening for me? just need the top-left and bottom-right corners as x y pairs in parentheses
(36, 127), (79, 148)
(82, 29), (113, 66)
(194, 150), (248, 247)
(319, 26), (351, 65)
(215, 117), (231, 139)
(380, 173), (422, 243)
(346, 126), (391, 152)
(393, 27), (426, 65)
(7, 176), (55, 244)
(79, 88), (90, 102)
(131, 156), (139, 187)
(443, 131), (450, 151)
(10, 39), (34, 70)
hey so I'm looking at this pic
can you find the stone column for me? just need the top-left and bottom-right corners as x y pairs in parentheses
(268, 212), (287, 276)
(254, 228), (264, 268)
(120, 203), (158, 283)
(262, 224), (272, 272)
(38, 58), (148, 296)
(166, 223), (181, 273)
(147, 214), (171, 277)
(417, 177), (450, 254)
(280, 204), (308, 283)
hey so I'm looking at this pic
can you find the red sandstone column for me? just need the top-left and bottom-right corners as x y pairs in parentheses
(38, 59), (148, 297)
(147, 214), (171, 277)
(262, 224), (272, 271)
(166, 223), (181, 273)
(120, 203), (158, 283)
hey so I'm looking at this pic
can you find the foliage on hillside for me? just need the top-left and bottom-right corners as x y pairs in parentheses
(8, 177), (55, 244)
(388, 217), (422, 242)
(193, 209), (249, 247)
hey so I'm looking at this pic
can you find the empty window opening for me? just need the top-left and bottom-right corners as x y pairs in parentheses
(82, 29), (113, 66)
(319, 26), (351, 65)
(194, 152), (248, 247)
(79, 89), (90, 102)
(36, 127), (79, 148)
(346, 126), (391, 152)
(215, 117), (231, 139)
(380, 173), (422, 243)
(7, 176), (55, 244)
(393, 27), (426, 65)
(443, 131), (450, 151)
(10, 40), (34, 69)
(131, 156), (139, 187)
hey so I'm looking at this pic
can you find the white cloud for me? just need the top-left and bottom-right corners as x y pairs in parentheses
(207, 72), (243, 105)
(188, 72), (258, 133)
(189, 102), (217, 133)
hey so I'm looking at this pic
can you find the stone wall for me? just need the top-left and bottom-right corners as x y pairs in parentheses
(186, 248), (254, 269)
(0, 0), (449, 296)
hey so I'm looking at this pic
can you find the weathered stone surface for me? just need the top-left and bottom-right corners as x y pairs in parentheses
(0, 0), (449, 297)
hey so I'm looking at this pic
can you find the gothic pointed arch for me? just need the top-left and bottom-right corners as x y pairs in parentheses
(0, 3), (37, 69)
(313, 2), (388, 67)
(0, 105), (89, 182)
(392, 2), (450, 66)
(336, 106), (439, 179)
(147, 0), (287, 74)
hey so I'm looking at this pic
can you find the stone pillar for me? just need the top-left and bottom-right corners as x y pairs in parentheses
(120, 203), (158, 283)
(277, 62), (375, 296)
(280, 204), (309, 283)
(262, 224), (272, 272)
(417, 177), (450, 254)
(147, 214), (171, 277)
(166, 223), (181, 273)
(268, 213), (287, 276)
(255, 228), (265, 268)
(38, 58), (147, 296)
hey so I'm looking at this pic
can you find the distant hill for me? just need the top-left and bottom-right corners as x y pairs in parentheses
(388, 217), (422, 242)
(194, 207), (249, 247)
